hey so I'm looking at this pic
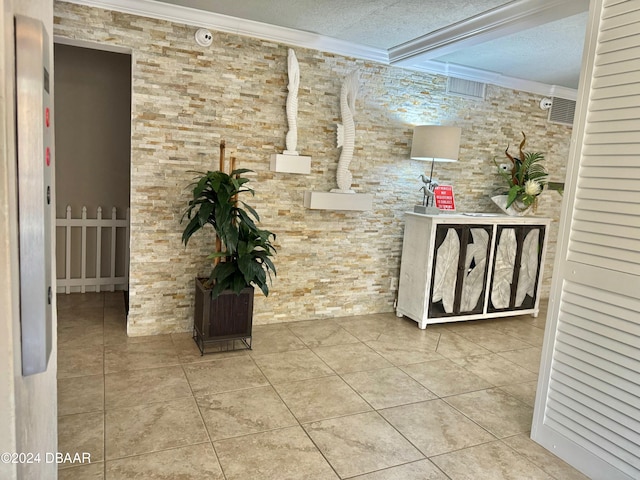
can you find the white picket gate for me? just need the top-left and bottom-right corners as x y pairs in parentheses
(56, 206), (130, 294)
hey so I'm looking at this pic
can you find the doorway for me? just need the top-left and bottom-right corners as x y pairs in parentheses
(54, 43), (132, 302)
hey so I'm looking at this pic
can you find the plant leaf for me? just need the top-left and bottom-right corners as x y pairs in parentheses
(506, 185), (522, 208)
(241, 201), (260, 222)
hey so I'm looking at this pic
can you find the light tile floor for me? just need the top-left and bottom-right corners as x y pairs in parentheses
(57, 292), (590, 480)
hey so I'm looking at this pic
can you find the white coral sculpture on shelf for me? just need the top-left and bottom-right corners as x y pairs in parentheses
(333, 69), (360, 193)
(284, 48), (300, 154)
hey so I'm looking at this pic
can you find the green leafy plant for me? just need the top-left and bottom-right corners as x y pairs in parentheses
(181, 169), (276, 299)
(495, 132), (548, 209)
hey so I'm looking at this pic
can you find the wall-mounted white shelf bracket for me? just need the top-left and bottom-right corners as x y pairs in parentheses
(270, 153), (311, 174)
(303, 191), (373, 211)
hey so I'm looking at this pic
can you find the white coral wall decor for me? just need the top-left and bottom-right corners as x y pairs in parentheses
(285, 48), (300, 154)
(333, 69), (360, 193)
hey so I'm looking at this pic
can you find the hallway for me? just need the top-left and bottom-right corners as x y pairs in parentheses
(56, 292), (588, 479)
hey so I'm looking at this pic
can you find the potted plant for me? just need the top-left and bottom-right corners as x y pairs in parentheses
(492, 132), (548, 215)
(181, 167), (276, 353)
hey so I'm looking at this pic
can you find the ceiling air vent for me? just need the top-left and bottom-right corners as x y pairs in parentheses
(548, 97), (576, 126)
(446, 77), (486, 100)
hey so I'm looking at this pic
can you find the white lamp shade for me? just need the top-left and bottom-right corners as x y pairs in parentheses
(410, 125), (461, 162)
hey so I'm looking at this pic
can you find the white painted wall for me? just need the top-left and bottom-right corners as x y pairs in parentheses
(0, 1), (58, 479)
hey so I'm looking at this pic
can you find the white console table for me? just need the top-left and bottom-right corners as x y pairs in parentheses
(396, 213), (550, 329)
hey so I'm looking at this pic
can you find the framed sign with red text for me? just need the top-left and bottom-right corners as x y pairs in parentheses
(434, 185), (456, 211)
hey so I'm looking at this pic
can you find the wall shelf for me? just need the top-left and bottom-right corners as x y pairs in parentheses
(303, 191), (373, 211)
(270, 153), (311, 174)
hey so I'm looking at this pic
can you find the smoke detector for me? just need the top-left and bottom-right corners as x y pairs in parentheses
(195, 28), (213, 47)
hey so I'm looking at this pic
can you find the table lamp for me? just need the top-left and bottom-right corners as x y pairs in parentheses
(410, 125), (461, 214)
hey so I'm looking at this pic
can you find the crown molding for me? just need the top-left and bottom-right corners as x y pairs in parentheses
(61, 0), (389, 63)
(412, 61), (578, 100)
(61, 0), (577, 98)
(388, 0), (589, 65)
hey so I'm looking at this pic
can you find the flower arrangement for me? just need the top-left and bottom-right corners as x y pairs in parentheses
(496, 132), (548, 209)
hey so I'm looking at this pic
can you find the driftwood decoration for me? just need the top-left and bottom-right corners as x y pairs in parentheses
(504, 131), (527, 186)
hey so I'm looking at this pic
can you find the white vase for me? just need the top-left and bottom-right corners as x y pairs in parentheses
(491, 195), (532, 216)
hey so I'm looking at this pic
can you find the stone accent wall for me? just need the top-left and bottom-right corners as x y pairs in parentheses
(54, 1), (571, 335)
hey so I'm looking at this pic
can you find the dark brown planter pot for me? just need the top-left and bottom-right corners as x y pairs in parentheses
(193, 277), (254, 354)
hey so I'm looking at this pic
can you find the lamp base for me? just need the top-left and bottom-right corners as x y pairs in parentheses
(414, 205), (440, 215)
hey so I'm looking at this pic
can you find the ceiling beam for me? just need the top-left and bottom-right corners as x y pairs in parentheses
(388, 0), (589, 67)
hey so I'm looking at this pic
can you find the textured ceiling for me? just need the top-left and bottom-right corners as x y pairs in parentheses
(155, 0), (511, 49)
(435, 11), (589, 89)
(150, 0), (589, 90)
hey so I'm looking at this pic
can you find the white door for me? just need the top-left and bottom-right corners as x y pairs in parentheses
(532, 1), (640, 479)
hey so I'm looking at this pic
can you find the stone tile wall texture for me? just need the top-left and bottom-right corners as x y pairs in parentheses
(54, 1), (571, 335)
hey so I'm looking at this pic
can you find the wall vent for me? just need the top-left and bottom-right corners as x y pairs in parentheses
(548, 97), (576, 126)
(446, 77), (486, 100)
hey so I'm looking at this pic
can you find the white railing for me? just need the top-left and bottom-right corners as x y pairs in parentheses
(56, 206), (130, 294)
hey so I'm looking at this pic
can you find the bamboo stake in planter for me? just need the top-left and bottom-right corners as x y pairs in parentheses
(219, 139), (225, 171)
(213, 141), (239, 266)
(214, 140), (225, 264)
(230, 155), (238, 213)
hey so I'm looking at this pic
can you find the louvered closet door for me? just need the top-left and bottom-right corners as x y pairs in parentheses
(531, 1), (640, 479)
